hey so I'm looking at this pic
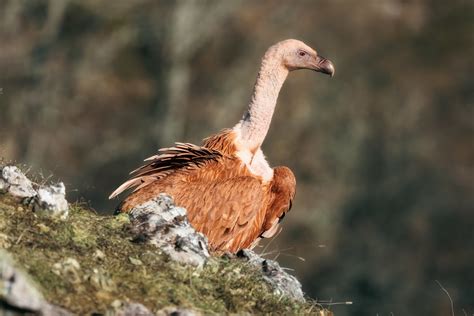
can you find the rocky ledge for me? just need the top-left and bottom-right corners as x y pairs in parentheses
(0, 165), (331, 315)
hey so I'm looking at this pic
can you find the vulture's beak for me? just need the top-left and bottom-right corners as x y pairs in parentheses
(313, 55), (335, 77)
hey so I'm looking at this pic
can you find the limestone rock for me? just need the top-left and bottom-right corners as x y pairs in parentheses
(0, 251), (44, 312)
(238, 249), (305, 302)
(1, 166), (36, 198)
(108, 300), (154, 316)
(36, 182), (69, 219)
(0, 251), (72, 315)
(129, 194), (210, 267)
(0, 166), (69, 219)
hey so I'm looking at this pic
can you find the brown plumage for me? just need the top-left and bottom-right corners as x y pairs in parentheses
(109, 39), (334, 253)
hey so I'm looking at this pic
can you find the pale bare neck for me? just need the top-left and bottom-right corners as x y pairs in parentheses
(235, 54), (289, 151)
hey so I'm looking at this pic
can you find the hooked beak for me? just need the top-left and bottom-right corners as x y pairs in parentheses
(312, 55), (335, 77)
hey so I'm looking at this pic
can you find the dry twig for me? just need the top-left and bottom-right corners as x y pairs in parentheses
(435, 280), (455, 316)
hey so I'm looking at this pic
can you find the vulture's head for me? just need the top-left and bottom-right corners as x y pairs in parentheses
(268, 39), (335, 76)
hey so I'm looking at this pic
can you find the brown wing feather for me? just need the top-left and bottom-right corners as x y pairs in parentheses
(108, 143), (223, 199)
(259, 166), (296, 239)
(202, 129), (237, 155)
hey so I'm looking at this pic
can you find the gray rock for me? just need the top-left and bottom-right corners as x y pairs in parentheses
(156, 306), (200, 316)
(0, 166), (69, 219)
(41, 303), (74, 316)
(0, 250), (44, 312)
(0, 251), (73, 315)
(36, 182), (69, 219)
(108, 300), (154, 316)
(1, 166), (36, 198)
(237, 249), (305, 302)
(129, 194), (210, 267)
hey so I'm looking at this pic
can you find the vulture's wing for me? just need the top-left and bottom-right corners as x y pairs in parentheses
(109, 143), (223, 199)
(259, 166), (296, 239)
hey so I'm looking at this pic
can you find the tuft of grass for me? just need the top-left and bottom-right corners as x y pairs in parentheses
(0, 193), (328, 315)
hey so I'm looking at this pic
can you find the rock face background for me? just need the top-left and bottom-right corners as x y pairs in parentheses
(0, 166), (326, 315)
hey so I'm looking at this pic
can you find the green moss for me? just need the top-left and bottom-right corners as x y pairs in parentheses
(0, 193), (328, 315)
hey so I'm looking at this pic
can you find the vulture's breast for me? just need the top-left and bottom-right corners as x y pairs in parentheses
(235, 147), (274, 182)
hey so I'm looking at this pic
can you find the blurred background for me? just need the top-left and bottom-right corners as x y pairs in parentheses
(0, 0), (473, 315)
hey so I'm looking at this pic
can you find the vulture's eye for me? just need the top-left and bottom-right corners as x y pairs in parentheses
(298, 51), (307, 57)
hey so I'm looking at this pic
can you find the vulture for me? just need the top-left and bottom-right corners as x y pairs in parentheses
(110, 39), (334, 253)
